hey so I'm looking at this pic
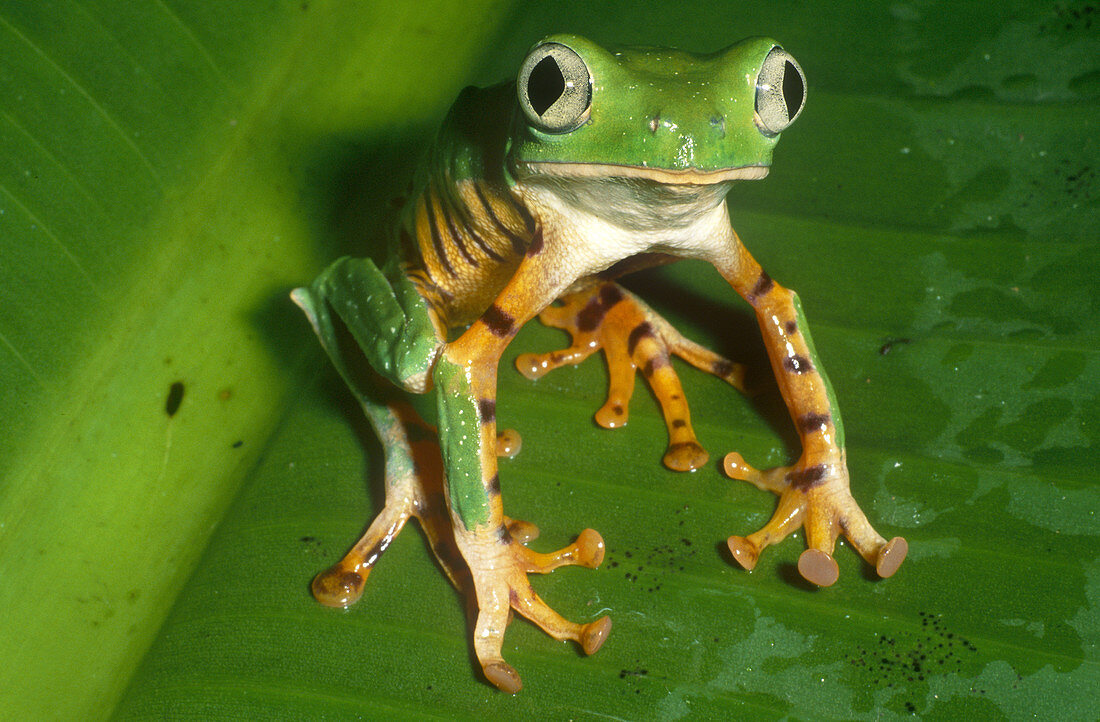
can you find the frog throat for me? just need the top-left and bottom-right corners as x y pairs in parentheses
(515, 161), (769, 185)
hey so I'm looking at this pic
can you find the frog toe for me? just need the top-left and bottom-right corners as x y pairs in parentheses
(723, 454), (907, 584)
(726, 535), (760, 570)
(582, 615), (612, 655)
(508, 578), (610, 652)
(496, 428), (522, 457)
(519, 527), (605, 572)
(515, 345), (595, 380)
(797, 548), (839, 587)
(483, 660), (523, 694)
(458, 520), (612, 690)
(528, 282), (737, 474)
(504, 516), (539, 544)
(573, 528), (606, 568)
(663, 440), (709, 472)
(594, 399), (629, 428)
(311, 563), (368, 608)
(875, 536), (908, 578)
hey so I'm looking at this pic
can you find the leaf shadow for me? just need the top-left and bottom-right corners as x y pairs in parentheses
(250, 127), (426, 377)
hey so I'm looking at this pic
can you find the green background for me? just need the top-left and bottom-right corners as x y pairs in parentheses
(1, 1), (1096, 719)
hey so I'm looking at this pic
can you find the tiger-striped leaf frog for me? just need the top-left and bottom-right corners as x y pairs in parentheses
(292, 34), (907, 694)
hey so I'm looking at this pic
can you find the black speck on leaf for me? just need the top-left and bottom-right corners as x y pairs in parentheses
(165, 381), (185, 417)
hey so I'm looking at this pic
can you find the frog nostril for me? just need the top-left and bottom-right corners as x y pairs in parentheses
(648, 115), (660, 134)
(710, 115), (726, 139)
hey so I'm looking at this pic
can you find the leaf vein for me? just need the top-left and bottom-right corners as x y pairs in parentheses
(0, 182), (106, 300)
(0, 12), (164, 190)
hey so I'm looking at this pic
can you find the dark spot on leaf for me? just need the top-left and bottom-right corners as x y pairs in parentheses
(879, 337), (912, 355)
(165, 381), (185, 417)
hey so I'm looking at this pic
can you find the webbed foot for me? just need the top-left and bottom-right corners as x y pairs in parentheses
(723, 452), (907, 586)
(462, 525), (610, 693)
(516, 282), (746, 472)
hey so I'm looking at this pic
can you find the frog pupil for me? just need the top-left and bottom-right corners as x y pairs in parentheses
(783, 60), (804, 117)
(528, 56), (565, 116)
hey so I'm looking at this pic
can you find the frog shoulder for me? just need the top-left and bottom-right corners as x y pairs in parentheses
(430, 82), (516, 187)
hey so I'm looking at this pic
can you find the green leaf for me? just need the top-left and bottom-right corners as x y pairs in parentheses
(1, 1), (1097, 720)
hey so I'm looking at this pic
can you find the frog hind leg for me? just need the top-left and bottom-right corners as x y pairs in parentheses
(712, 240), (907, 586)
(435, 346), (611, 694)
(515, 281), (746, 472)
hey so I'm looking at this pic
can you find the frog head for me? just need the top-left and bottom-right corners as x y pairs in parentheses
(507, 34), (805, 184)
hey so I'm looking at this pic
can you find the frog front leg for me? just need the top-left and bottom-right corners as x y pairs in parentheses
(292, 260), (467, 603)
(713, 232), (908, 587)
(435, 249), (611, 693)
(516, 281), (746, 471)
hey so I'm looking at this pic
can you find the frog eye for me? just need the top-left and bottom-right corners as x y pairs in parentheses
(754, 47), (806, 136)
(517, 42), (593, 134)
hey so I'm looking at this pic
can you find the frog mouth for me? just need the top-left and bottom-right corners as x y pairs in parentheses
(519, 162), (769, 184)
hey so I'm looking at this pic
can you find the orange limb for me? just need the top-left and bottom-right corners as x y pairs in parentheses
(516, 281), (746, 471)
(711, 230), (906, 586)
(439, 246), (613, 693)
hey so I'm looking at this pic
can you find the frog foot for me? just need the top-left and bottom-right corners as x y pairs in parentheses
(465, 526), (611, 693)
(516, 282), (746, 472)
(723, 452), (908, 587)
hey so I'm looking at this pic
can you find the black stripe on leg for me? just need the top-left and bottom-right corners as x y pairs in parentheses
(798, 412), (830, 434)
(627, 321), (656, 356)
(513, 197), (537, 235)
(783, 354), (813, 374)
(788, 464), (827, 491)
(598, 283), (624, 307)
(481, 304), (516, 338)
(577, 294), (609, 332)
(577, 284), (624, 332)
(749, 270), (774, 300)
(641, 356), (670, 378)
(473, 182), (526, 255)
(785, 320), (799, 335)
(436, 186), (479, 267)
(711, 358), (735, 378)
(487, 473), (501, 496)
(452, 183), (505, 262)
(478, 398), (496, 423)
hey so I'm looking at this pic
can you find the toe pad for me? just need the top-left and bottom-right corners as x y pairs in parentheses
(876, 536), (908, 578)
(727, 536), (759, 570)
(483, 661), (522, 694)
(798, 549), (839, 587)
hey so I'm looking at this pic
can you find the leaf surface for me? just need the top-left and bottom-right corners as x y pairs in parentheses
(0, 1), (1096, 720)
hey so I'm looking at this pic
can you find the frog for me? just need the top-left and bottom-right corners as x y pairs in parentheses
(292, 33), (908, 694)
